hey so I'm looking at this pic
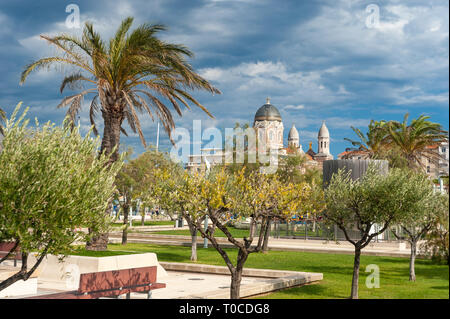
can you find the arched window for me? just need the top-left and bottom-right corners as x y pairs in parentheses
(269, 131), (273, 141)
(259, 129), (264, 141)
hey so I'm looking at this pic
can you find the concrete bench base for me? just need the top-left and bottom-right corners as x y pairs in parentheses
(28, 253), (168, 291)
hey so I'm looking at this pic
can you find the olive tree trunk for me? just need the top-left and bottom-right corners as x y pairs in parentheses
(189, 224), (198, 262)
(249, 218), (256, 239)
(262, 219), (271, 253)
(230, 250), (248, 299)
(0, 250), (47, 292)
(409, 240), (417, 281)
(351, 246), (362, 299)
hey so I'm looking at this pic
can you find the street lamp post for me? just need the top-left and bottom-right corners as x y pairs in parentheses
(203, 215), (209, 248)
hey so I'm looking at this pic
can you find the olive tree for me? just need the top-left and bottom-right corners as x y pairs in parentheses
(185, 168), (310, 299)
(324, 167), (429, 299)
(0, 104), (122, 291)
(391, 180), (439, 281)
(423, 194), (449, 265)
(149, 168), (205, 262)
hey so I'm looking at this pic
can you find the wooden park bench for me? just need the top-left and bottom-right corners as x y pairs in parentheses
(0, 242), (21, 267)
(25, 266), (166, 299)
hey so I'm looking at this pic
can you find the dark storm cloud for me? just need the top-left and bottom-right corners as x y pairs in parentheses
(0, 0), (448, 158)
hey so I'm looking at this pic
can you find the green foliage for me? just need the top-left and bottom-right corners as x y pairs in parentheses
(324, 167), (432, 238)
(383, 146), (410, 169)
(344, 120), (390, 158)
(232, 168), (315, 221)
(0, 103), (122, 256)
(388, 114), (448, 170)
(277, 153), (307, 184)
(423, 194), (449, 264)
(391, 180), (438, 240)
(116, 148), (183, 206)
(344, 114), (448, 171)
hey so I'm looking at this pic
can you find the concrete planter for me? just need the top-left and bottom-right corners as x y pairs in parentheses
(28, 252), (168, 291)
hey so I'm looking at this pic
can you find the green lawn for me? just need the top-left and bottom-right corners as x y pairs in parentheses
(112, 220), (175, 227)
(154, 225), (324, 239)
(153, 226), (250, 238)
(73, 243), (449, 299)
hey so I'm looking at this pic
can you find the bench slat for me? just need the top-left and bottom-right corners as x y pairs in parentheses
(24, 283), (166, 299)
(78, 266), (157, 294)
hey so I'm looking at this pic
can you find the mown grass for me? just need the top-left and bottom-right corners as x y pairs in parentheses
(153, 227), (250, 238)
(73, 243), (449, 299)
(153, 225), (324, 238)
(111, 220), (175, 227)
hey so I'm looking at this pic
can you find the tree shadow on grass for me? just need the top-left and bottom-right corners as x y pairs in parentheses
(430, 286), (449, 290)
(262, 283), (345, 299)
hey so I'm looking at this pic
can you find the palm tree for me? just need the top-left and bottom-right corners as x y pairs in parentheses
(388, 113), (448, 170)
(343, 120), (390, 159)
(20, 17), (220, 164)
(20, 17), (220, 251)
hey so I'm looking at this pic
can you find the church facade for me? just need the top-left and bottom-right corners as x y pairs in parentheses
(253, 98), (333, 168)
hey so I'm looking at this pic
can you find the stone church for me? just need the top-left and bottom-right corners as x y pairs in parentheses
(253, 98), (334, 168)
(186, 98), (333, 172)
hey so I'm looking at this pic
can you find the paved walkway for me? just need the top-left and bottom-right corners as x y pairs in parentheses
(2, 264), (322, 299)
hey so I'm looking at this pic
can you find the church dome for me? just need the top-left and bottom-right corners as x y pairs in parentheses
(318, 121), (329, 138)
(288, 124), (299, 140)
(254, 98), (282, 122)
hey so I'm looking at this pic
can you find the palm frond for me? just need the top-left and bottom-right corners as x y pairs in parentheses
(21, 57), (92, 85)
(60, 73), (95, 93)
(56, 89), (95, 109)
(21, 17), (221, 152)
(39, 35), (93, 73)
(123, 90), (146, 147)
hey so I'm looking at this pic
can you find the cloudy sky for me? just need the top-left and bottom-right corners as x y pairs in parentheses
(0, 0), (448, 161)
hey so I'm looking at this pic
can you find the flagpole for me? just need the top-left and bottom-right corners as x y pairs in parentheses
(156, 122), (160, 151)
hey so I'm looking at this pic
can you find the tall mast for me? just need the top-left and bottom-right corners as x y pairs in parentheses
(156, 122), (160, 151)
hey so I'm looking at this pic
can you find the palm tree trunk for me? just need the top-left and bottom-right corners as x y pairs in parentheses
(86, 102), (124, 251)
(100, 108), (123, 164)
(122, 202), (129, 245)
